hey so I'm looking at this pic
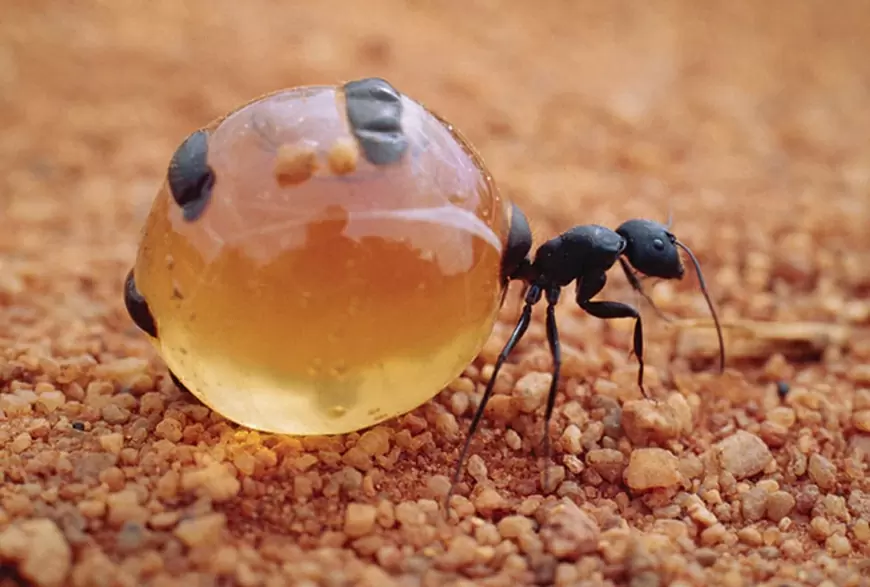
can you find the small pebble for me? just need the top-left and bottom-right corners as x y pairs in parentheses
(10, 432), (33, 454)
(766, 491), (796, 522)
(181, 462), (241, 502)
(467, 454), (488, 483)
(585, 449), (626, 483)
(810, 516), (832, 540)
(741, 487), (767, 522)
(174, 513), (227, 548)
(36, 390), (66, 413)
(357, 427), (391, 456)
(715, 431), (773, 480)
(395, 501), (425, 526)
(505, 429), (522, 451)
(807, 454), (837, 490)
(560, 425), (583, 455)
(537, 498), (600, 559)
(687, 498), (718, 527)
(106, 490), (149, 527)
(737, 526), (763, 546)
(344, 503), (377, 538)
(154, 418), (183, 442)
(514, 372), (551, 413)
(825, 534), (851, 557)
(700, 523), (727, 546)
(622, 448), (682, 494)
(472, 487), (509, 516)
(99, 433), (124, 455)
(540, 465), (566, 493)
(781, 538), (803, 558)
(498, 515), (535, 539)
(695, 548), (718, 567)
(426, 475), (451, 498)
(0, 518), (72, 587)
(852, 519), (870, 543)
(620, 399), (682, 445)
(78, 500), (106, 519)
(766, 407), (796, 428)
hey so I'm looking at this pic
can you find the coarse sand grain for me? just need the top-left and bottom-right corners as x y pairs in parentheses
(2, 1), (870, 586)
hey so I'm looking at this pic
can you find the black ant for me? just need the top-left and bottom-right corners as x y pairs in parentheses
(446, 212), (725, 507)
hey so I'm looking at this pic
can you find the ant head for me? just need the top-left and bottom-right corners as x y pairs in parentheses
(616, 219), (684, 280)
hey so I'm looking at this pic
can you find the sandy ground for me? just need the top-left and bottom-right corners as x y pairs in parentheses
(2, 1), (870, 586)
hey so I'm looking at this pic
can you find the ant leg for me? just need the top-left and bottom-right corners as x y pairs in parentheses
(501, 258), (533, 325)
(618, 258), (671, 323)
(539, 286), (561, 491)
(576, 273), (648, 398)
(510, 282), (531, 327)
(581, 300), (646, 397)
(445, 284), (543, 512)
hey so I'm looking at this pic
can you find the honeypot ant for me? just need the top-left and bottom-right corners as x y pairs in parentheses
(446, 213), (725, 507)
(117, 73), (725, 507)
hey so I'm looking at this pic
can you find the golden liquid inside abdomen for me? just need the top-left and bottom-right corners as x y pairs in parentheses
(134, 86), (510, 435)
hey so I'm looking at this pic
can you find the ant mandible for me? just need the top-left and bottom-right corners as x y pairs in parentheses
(446, 210), (726, 505)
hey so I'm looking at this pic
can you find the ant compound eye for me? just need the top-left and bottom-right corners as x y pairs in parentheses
(652, 238), (665, 251)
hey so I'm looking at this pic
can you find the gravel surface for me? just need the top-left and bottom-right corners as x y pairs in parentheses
(2, 1), (870, 586)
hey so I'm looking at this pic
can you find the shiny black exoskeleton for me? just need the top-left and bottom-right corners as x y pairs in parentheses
(448, 216), (725, 505)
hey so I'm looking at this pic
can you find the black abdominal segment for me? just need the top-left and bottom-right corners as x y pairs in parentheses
(167, 129), (215, 222)
(343, 78), (409, 166)
(501, 202), (533, 283)
(123, 269), (157, 338)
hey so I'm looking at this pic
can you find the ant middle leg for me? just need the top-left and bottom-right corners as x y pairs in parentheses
(576, 273), (649, 398)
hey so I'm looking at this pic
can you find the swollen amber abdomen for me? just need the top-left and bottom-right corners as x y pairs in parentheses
(131, 82), (511, 435)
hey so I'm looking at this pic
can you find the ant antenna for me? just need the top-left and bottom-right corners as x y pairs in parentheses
(675, 240), (725, 373)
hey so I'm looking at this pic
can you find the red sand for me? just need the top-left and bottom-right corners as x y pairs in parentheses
(1, 1), (869, 586)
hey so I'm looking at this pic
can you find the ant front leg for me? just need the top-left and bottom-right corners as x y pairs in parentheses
(576, 272), (649, 398)
(539, 286), (561, 466)
(618, 257), (671, 323)
(445, 283), (543, 511)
